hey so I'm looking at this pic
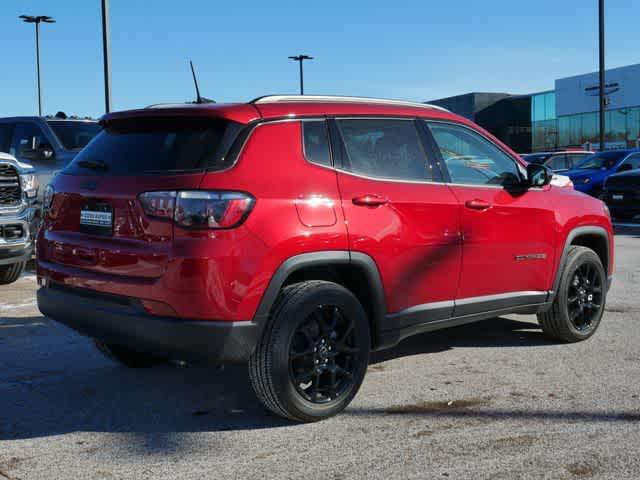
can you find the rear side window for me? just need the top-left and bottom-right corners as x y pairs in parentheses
(64, 117), (243, 175)
(548, 154), (567, 170)
(302, 120), (331, 166)
(427, 122), (521, 187)
(335, 119), (432, 181)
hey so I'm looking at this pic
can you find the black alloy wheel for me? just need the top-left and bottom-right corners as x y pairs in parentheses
(537, 246), (607, 342)
(249, 280), (370, 422)
(567, 262), (604, 333)
(289, 304), (360, 404)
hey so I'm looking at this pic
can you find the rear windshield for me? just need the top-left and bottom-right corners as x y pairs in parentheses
(47, 120), (102, 151)
(63, 117), (243, 175)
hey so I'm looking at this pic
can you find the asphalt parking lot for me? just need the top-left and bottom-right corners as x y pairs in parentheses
(1, 226), (639, 480)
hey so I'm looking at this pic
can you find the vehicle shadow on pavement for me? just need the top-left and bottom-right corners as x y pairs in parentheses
(370, 316), (553, 364)
(0, 315), (556, 447)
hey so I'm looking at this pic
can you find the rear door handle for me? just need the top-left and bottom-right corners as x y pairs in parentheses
(465, 199), (492, 211)
(352, 194), (389, 207)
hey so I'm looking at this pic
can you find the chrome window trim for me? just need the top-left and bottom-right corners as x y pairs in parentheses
(227, 117), (542, 192)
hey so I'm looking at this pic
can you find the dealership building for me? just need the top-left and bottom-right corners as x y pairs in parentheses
(428, 63), (640, 153)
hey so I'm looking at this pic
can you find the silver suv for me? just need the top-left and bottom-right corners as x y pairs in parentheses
(0, 115), (101, 203)
(0, 152), (39, 284)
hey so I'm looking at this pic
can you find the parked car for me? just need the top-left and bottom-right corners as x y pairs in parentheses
(0, 115), (101, 203)
(0, 152), (39, 284)
(36, 95), (614, 422)
(603, 169), (640, 221)
(565, 149), (640, 197)
(522, 150), (593, 173)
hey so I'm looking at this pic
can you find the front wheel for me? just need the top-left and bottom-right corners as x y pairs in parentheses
(0, 261), (25, 285)
(537, 246), (606, 342)
(249, 281), (370, 422)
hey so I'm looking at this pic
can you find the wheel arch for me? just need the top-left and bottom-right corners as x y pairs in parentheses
(550, 226), (610, 302)
(252, 251), (387, 349)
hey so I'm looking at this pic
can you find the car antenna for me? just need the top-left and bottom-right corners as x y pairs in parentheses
(189, 60), (215, 104)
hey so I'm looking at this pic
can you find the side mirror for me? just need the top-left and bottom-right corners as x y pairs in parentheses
(526, 162), (552, 188)
(39, 144), (55, 161)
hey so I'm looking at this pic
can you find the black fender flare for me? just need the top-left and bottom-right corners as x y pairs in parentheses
(548, 226), (611, 304)
(252, 251), (387, 346)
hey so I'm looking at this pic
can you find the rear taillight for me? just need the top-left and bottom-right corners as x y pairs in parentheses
(138, 190), (254, 229)
(139, 191), (176, 220)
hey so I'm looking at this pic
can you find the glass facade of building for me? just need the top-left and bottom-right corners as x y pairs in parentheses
(531, 91), (640, 152)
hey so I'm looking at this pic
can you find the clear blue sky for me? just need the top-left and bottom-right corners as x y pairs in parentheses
(2, 0), (639, 118)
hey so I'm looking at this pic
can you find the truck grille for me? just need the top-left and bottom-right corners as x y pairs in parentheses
(0, 164), (21, 206)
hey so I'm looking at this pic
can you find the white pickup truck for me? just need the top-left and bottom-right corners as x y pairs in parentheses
(0, 152), (39, 284)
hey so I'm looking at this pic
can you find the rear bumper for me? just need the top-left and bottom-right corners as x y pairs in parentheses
(37, 283), (259, 362)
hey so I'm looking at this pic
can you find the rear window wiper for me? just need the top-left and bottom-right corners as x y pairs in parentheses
(77, 159), (108, 171)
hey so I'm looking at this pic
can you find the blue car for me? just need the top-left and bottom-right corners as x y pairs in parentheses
(566, 149), (640, 197)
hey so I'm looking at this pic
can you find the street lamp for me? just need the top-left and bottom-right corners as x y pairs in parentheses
(288, 55), (313, 95)
(598, 0), (606, 151)
(19, 15), (55, 116)
(101, 0), (112, 113)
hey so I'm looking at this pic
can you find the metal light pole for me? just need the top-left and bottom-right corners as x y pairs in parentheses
(288, 55), (313, 95)
(19, 15), (55, 116)
(101, 0), (112, 113)
(599, 0), (606, 151)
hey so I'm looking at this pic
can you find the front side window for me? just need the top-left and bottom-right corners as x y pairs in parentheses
(0, 124), (14, 153)
(427, 122), (521, 186)
(566, 153), (590, 169)
(302, 120), (331, 167)
(335, 119), (431, 181)
(10, 122), (50, 160)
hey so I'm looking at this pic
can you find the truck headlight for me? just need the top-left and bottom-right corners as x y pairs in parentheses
(21, 174), (39, 199)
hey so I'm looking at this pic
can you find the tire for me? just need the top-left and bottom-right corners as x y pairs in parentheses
(249, 281), (370, 422)
(94, 341), (167, 368)
(0, 261), (25, 285)
(537, 246), (607, 342)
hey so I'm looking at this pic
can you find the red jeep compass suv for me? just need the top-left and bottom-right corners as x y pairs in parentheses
(37, 95), (614, 422)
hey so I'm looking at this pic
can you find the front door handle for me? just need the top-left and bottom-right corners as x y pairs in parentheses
(352, 194), (389, 207)
(465, 199), (491, 211)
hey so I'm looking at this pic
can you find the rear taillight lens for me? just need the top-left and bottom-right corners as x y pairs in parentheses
(139, 191), (176, 220)
(138, 190), (254, 229)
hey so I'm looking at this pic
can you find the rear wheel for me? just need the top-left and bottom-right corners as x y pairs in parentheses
(94, 341), (167, 368)
(537, 246), (606, 342)
(0, 261), (25, 285)
(249, 281), (370, 422)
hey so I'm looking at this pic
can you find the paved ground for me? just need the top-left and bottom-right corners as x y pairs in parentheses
(1, 227), (639, 480)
